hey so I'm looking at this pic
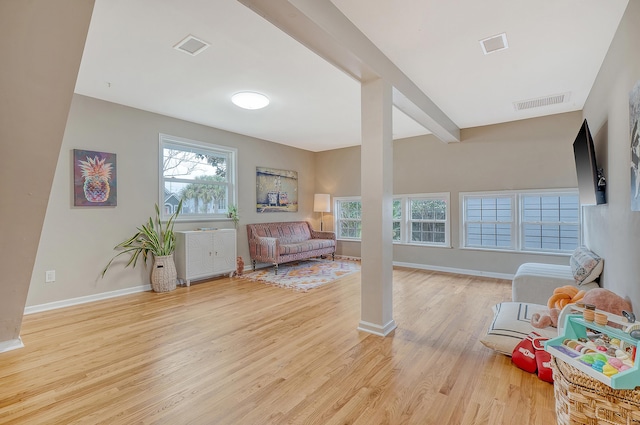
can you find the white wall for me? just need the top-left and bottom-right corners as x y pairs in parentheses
(582, 1), (640, 309)
(27, 94), (316, 307)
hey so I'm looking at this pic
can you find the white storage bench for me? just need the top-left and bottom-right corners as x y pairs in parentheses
(511, 246), (604, 306)
(512, 263), (599, 305)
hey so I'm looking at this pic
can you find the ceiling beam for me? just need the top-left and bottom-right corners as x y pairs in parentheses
(237, 0), (460, 143)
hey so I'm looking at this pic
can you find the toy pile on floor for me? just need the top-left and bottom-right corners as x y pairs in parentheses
(511, 286), (633, 384)
(531, 286), (632, 329)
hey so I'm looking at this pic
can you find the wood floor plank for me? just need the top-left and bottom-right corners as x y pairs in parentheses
(0, 268), (557, 424)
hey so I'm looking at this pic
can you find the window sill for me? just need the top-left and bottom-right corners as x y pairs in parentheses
(174, 217), (234, 223)
(393, 242), (452, 249)
(336, 239), (452, 249)
(459, 246), (571, 257)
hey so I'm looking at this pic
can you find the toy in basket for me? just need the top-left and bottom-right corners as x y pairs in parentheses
(545, 304), (640, 389)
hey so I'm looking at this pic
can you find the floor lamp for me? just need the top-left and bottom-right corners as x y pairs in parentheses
(313, 193), (331, 231)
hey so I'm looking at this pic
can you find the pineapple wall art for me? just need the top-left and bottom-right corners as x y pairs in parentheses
(73, 149), (117, 206)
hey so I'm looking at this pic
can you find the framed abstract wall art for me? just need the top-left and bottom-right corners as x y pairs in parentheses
(73, 149), (117, 206)
(630, 81), (640, 211)
(256, 167), (298, 212)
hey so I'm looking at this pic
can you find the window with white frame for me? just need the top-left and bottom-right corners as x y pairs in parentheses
(463, 195), (514, 249)
(160, 134), (237, 221)
(335, 198), (362, 240)
(407, 196), (449, 246)
(335, 193), (450, 247)
(461, 190), (580, 253)
(521, 193), (580, 252)
(392, 199), (402, 242)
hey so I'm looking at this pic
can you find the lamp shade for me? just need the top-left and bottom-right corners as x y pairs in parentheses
(313, 193), (331, 212)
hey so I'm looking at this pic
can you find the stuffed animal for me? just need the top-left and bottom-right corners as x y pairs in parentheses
(531, 307), (561, 329)
(582, 288), (632, 316)
(546, 285), (587, 310)
(531, 287), (633, 329)
(236, 256), (244, 276)
(531, 285), (585, 328)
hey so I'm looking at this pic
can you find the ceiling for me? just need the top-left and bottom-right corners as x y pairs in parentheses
(75, 0), (629, 152)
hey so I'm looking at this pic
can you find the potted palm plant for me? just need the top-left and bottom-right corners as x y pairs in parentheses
(102, 200), (182, 292)
(228, 204), (239, 228)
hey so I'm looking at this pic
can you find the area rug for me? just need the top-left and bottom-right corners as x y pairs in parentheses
(239, 258), (360, 292)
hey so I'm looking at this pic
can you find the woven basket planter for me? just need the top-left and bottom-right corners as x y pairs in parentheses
(552, 357), (640, 425)
(150, 255), (177, 293)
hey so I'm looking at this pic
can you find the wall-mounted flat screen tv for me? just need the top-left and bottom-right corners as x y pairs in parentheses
(573, 119), (606, 205)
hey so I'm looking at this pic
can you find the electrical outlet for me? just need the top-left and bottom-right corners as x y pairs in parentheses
(45, 270), (56, 283)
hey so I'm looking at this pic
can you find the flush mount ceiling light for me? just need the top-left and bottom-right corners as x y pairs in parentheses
(231, 91), (270, 110)
(479, 32), (509, 55)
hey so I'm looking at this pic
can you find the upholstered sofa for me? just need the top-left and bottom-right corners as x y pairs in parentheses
(246, 221), (336, 274)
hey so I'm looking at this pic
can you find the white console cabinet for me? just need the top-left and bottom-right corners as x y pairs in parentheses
(174, 229), (237, 286)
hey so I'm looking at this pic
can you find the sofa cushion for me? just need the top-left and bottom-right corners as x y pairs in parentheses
(570, 246), (604, 285)
(252, 222), (312, 244)
(279, 239), (335, 255)
(480, 302), (557, 356)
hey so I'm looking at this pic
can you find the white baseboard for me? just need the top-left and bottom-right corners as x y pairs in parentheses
(357, 319), (397, 337)
(392, 261), (514, 280)
(336, 257), (513, 280)
(22, 263), (510, 316)
(24, 284), (152, 315)
(0, 337), (24, 353)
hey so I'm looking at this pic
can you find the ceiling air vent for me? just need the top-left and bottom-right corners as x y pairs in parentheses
(173, 35), (209, 56)
(513, 93), (571, 111)
(479, 33), (508, 55)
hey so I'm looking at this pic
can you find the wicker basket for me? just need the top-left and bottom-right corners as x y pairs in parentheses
(150, 255), (177, 293)
(552, 357), (640, 425)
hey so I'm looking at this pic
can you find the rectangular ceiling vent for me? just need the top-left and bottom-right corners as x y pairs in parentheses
(479, 33), (508, 55)
(513, 92), (571, 111)
(173, 35), (210, 56)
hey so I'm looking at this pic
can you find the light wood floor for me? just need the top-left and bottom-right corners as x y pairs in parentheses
(0, 267), (557, 424)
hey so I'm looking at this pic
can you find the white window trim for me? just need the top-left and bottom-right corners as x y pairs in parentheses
(460, 192), (516, 251)
(519, 190), (581, 253)
(159, 133), (238, 222)
(334, 196), (362, 241)
(334, 193), (451, 248)
(459, 188), (580, 255)
(395, 193), (451, 248)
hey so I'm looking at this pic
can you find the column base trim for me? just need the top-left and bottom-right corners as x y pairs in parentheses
(0, 337), (24, 353)
(357, 319), (397, 337)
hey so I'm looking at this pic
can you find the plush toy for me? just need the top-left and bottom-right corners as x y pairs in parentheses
(548, 285), (587, 310)
(582, 288), (633, 316)
(531, 307), (561, 329)
(531, 285), (585, 329)
(531, 287), (633, 329)
(236, 256), (244, 276)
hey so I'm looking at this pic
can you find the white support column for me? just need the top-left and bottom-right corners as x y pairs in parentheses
(358, 78), (397, 337)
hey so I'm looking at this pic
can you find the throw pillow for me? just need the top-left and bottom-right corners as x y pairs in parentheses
(570, 246), (604, 285)
(480, 302), (557, 356)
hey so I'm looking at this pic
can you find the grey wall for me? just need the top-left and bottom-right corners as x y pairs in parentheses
(1, 1), (94, 346)
(27, 94), (315, 307)
(316, 111), (584, 276)
(24, 3), (640, 311)
(581, 1), (640, 310)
